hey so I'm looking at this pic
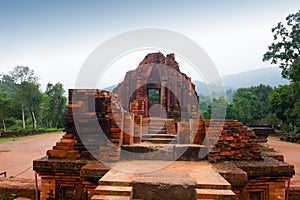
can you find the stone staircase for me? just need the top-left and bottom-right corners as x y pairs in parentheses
(142, 133), (178, 144)
(196, 188), (235, 199)
(91, 175), (133, 200)
(91, 161), (235, 200)
(147, 117), (167, 134)
(195, 181), (235, 200)
(141, 117), (178, 144)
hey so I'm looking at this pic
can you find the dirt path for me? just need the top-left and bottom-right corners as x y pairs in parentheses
(0, 133), (63, 179)
(268, 137), (300, 188)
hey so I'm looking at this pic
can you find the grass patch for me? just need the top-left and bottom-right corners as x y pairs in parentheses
(0, 131), (63, 143)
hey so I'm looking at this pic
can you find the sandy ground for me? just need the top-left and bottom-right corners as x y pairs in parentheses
(268, 137), (300, 187)
(0, 133), (63, 179)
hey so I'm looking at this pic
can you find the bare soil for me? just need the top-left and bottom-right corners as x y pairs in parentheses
(268, 137), (300, 188)
(0, 133), (63, 179)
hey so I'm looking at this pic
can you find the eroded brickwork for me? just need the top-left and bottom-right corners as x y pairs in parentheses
(113, 52), (199, 120)
(33, 52), (295, 200)
(208, 120), (261, 162)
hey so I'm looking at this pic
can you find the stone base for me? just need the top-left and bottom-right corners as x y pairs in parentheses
(132, 175), (197, 200)
(121, 144), (207, 161)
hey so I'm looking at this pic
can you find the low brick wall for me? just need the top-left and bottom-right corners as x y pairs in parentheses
(208, 120), (261, 162)
(289, 188), (300, 200)
(0, 178), (37, 200)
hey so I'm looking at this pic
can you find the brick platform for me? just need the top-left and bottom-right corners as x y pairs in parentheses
(91, 160), (235, 200)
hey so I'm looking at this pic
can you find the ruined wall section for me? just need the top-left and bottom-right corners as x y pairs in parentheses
(47, 89), (125, 161)
(207, 120), (262, 162)
(113, 52), (199, 120)
(47, 89), (261, 163)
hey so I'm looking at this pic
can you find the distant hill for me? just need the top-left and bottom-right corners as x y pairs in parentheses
(196, 67), (289, 97)
(105, 67), (289, 98)
(220, 67), (289, 89)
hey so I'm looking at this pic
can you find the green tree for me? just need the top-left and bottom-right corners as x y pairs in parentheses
(232, 93), (254, 125)
(265, 113), (280, 129)
(44, 83), (67, 128)
(230, 85), (273, 125)
(38, 93), (51, 128)
(9, 65), (38, 84)
(5, 66), (40, 129)
(263, 10), (300, 131)
(0, 98), (12, 132)
(233, 89), (257, 125)
(226, 103), (238, 120)
(203, 96), (227, 119)
(269, 84), (297, 132)
(0, 74), (16, 98)
(16, 82), (42, 130)
(263, 10), (300, 82)
(199, 95), (211, 114)
(0, 74), (18, 131)
(1, 66), (67, 130)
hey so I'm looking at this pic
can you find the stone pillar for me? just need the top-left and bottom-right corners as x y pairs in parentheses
(177, 122), (190, 144)
(123, 113), (134, 145)
(190, 119), (205, 145)
(134, 115), (142, 143)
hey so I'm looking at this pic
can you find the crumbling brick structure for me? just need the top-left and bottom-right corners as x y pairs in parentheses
(34, 52), (294, 200)
(113, 52), (199, 120)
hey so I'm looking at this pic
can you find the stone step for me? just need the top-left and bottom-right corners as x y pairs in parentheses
(148, 120), (166, 124)
(148, 130), (167, 135)
(121, 144), (206, 161)
(148, 124), (166, 127)
(91, 195), (131, 200)
(142, 134), (177, 138)
(196, 189), (235, 200)
(91, 170), (134, 200)
(148, 117), (169, 121)
(141, 137), (178, 144)
(98, 169), (137, 186)
(94, 185), (132, 196)
(148, 126), (166, 131)
(196, 183), (231, 190)
(98, 180), (132, 187)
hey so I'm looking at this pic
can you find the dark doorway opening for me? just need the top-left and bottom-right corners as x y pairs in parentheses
(148, 88), (161, 117)
(148, 88), (160, 104)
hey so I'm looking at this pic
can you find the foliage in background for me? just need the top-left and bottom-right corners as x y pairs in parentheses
(263, 10), (300, 132)
(202, 84), (274, 126)
(0, 66), (67, 131)
(203, 10), (300, 132)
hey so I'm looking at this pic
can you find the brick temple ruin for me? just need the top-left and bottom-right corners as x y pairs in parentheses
(34, 52), (295, 200)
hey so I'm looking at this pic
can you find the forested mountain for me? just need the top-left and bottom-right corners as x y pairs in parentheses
(195, 67), (289, 97)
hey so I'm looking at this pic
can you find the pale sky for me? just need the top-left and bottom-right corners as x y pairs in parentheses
(0, 1), (299, 90)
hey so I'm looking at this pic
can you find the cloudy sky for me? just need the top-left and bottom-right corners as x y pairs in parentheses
(0, 0), (299, 90)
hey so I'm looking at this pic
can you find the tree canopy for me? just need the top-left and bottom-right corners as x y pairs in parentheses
(0, 66), (67, 131)
(263, 10), (300, 82)
(263, 10), (300, 132)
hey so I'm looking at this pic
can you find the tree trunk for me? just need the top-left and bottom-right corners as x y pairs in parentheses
(21, 103), (26, 130)
(30, 108), (37, 130)
(2, 119), (6, 132)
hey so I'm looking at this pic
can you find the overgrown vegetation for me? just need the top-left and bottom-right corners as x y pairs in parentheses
(0, 66), (67, 132)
